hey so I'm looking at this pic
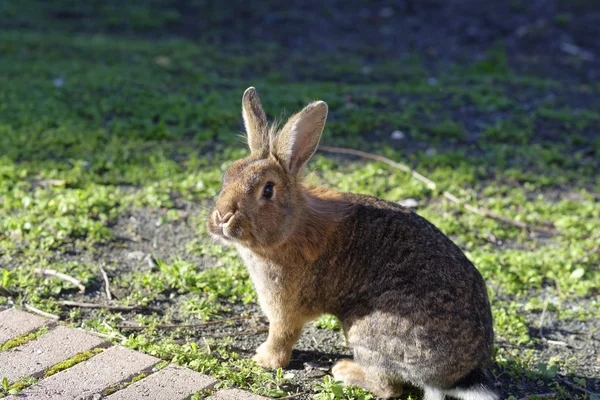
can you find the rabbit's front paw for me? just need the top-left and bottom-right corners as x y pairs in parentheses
(252, 341), (291, 369)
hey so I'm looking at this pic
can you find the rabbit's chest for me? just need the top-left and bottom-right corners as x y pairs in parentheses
(236, 247), (286, 293)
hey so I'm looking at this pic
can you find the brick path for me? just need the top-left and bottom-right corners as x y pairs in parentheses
(0, 308), (269, 399)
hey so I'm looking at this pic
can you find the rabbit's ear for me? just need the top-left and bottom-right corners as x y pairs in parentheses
(273, 101), (328, 175)
(242, 87), (269, 157)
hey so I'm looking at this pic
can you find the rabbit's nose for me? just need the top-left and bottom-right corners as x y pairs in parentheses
(215, 210), (234, 225)
(220, 212), (234, 225)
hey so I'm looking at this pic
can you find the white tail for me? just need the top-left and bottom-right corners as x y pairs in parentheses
(423, 387), (445, 400)
(444, 385), (500, 400)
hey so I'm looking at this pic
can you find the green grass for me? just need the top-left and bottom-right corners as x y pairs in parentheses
(44, 348), (105, 377)
(315, 315), (342, 331)
(0, 377), (38, 398)
(0, 3), (599, 399)
(0, 347), (104, 397)
(0, 326), (48, 351)
(102, 371), (151, 396)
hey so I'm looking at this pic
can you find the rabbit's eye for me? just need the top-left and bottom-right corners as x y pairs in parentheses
(262, 182), (274, 199)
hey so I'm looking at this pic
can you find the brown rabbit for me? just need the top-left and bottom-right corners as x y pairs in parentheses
(206, 87), (498, 400)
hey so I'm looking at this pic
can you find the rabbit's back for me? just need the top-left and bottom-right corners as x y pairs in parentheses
(325, 193), (494, 388)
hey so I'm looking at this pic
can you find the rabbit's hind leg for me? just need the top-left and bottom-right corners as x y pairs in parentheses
(332, 359), (402, 399)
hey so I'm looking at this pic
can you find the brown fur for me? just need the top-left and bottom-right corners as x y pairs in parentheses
(206, 88), (498, 400)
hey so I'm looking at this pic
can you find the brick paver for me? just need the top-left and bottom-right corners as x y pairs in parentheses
(0, 326), (107, 383)
(11, 346), (159, 400)
(0, 309), (51, 345)
(210, 389), (270, 399)
(0, 310), (278, 400)
(106, 364), (217, 400)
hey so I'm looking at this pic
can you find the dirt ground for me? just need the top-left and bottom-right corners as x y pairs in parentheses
(1, 0), (599, 399)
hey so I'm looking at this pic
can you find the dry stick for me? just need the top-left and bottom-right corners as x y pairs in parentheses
(559, 378), (600, 397)
(87, 330), (121, 340)
(23, 303), (60, 320)
(58, 300), (141, 311)
(318, 146), (556, 234)
(544, 339), (568, 346)
(115, 316), (252, 330)
(200, 328), (268, 339)
(280, 392), (306, 399)
(573, 243), (600, 266)
(98, 265), (112, 301)
(538, 299), (548, 339)
(34, 268), (86, 294)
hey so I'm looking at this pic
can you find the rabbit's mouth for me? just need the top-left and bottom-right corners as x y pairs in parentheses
(209, 223), (234, 240)
(207, 210), (246, 242)
(221, 224), (238, 239)
(209, 226), (242, 245)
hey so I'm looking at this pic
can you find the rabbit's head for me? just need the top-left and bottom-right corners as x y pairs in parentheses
(206, 87), (328, 249)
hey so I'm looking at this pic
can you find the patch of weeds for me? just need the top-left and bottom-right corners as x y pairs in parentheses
(471, 241), (599, 296)
(327, 108), (382, 138)
(314, 376), (375, 400)
(470, 42), (510, 76)
(191, 388), (216, 399)
(492, 301), (531, 346)
(0, 325), (48, 350)
(119, 255), (255, 308)
(316, 159), (432, 202)
(554, 13), (572, 27)
(1, 179), (119, 251)
(495, 347), (537, 380)
(452, 84), (514, 111)
(180, 297), (224, 321)
(430, 119), (466, 142)
(536, 106), (600, 130)
(123, 335), (287, 397)
(44, 347), (104, 377)
(315, 315), (341, 331)
(267, 368), (296, 398)
(102, 371), (149, 396)
(0, 376), (37, 397)
(0, 263), (97, 313)
(482, 119), (532, 144)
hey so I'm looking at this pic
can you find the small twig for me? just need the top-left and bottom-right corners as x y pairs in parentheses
(318, 146), (556, 234)
(538, 299), (548, 339)
(87, 330), (117, 339)
(115, 316), (252, 330)
(544, 339), (568, 346)
(34, 268), (85, 294)
(554, 279), (564, 297)
(319, 146), (435, 189)
(23, 303), (60, 320)
(30, 178), (66, 188)
(519, 393), (555, 400)
(203, 337), (212, 354)
(456, 194), (554, 233)
(86, 329), (126, 341)
(280, 392), (306, 399)
(99, 265), (112, 301)
(559, 377), (600, 397)
(58, 300), (141, 311)
(201, 328), (268, 339)
(573, 244), (600, 266)
(144, 253), (156, 269)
